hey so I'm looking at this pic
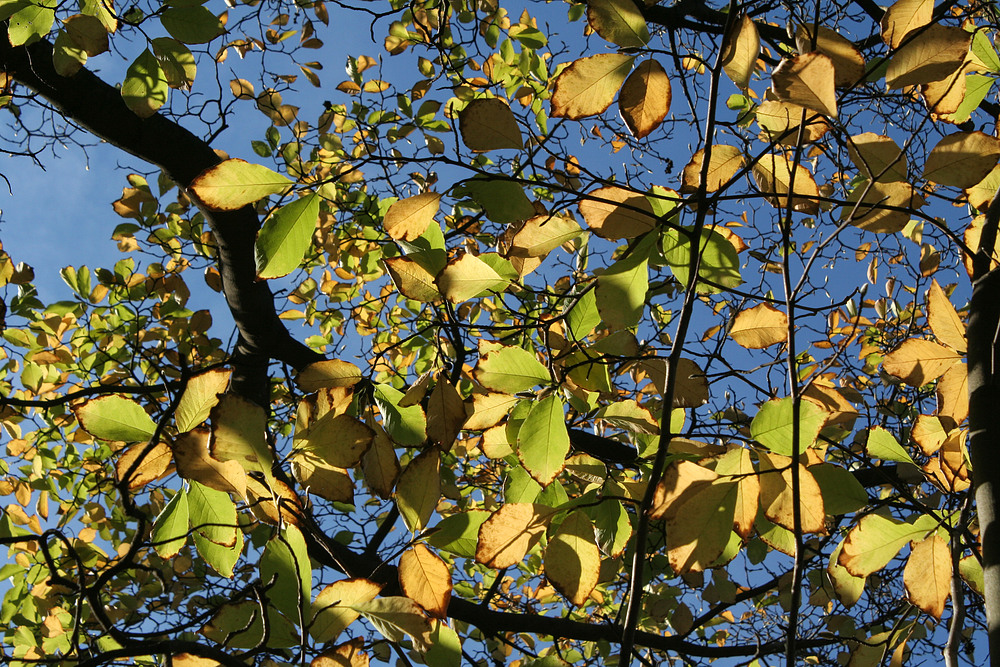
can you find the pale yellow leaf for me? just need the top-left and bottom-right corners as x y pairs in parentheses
(175, 368), (231, 433)
(840, 181), (925, 234)
(383, 193), (441, 242)
(116, 441), (173, 490)
(903, 534), (951, 619)
(297, 359), (364, 391)
(292, 454), (354, 504)
(172, 428), (247, 498)
(586, 0), (649, 48)
(936, 362), (968, 424)
(927, 280), (966, 352)
(680, 145), (745, 194)
(755, 99), (831, 144)
(465, 393), (520, 431)
(847, 133), (908, 183)
(771, 52), (837, 118)
(752, 152), (820, 213)
(189, 159), (292, 212)
(509, 214), (583, 258)
(795, 24), (866, 88)
(384, 256), (443, 303)
(435, 253), (509, 303)
(551, 54), (635, 119)
(361, 422), (400, 499)
(617, 58), (670, 139)
(426, 379), (466, 447)
(721, 14), (759, 88)
(729, 303), (788, 349)
(577, 186), (656, 239)
(886, 24), (970, 90)
(311, 579), (383, 643)
(713, 446), (759, 539)
(923, 131), (1000, 188)
(395, 449), (440, 532)
(758, 452), (826, 534)
(544, 511), (600, 606)
(881, 0), (932, 48)
(883, 338), (962, 386)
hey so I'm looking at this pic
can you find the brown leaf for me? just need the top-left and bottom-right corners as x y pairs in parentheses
(458, 98), (523, 151)
(117, 441), (173, 490)
(680, 145), (745, 194)
(617, 58), (670, 139)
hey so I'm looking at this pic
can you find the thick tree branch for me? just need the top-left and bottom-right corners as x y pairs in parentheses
(0, 35), (322, 402)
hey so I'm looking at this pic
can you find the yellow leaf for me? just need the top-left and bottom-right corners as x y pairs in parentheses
(209, 393), (272, 476)
(175, 368), (231, 433)
(714, 446), (759, 539)
(383, 192), (441, 242)
(311, 578), (383, 643)
(509, 214), (583, 258)
(721, 14), (759, 89)
(475, 503), (553, 569)
(577, 186), (656, 239)
(435, 253), (509, 303)
(882, 338), (962, 386)
(680, 145), (745, 194)
(634, 357), (709, 408)
(585, 0), (649, 48)
(398, 544), (452, 618)
(189, 159), (293, 212)
(880, 0), (932, 48)
(752, 152), (820, 214)
(458, 98), (523, 151)
(297, 412), (374, 468)
(771, 52), (837, 118)
(828, 541), (866, 608)
(292, 454), (354, 504)
(297, 359), (364, 391)
(936, 362), (968, 424)
(426, 379), (466, 447)
(395, 449), (440, 532)
(311, 639), (369, 667)
(729, 303), (788, 349)
(465, 393), (519, 431)
(903, 534), (951, 619)
(172, 428), (247, 498)
(923, 131), (1000, 188)
(886, 24), (970, 90)
(847, 133), (908, 183)
(755, 99), (831, 144)
(544, 511), (600, 606)
(116, 441), (173, 490)
(795, 24), (866, 88)
(383, 256), (443, 303)
(361, 422), (400, 499)
(912, 414), (951, 456)
(840, 181), (925, 233)
(927, 280), (966, 352)
(617, 58), (670, 139)
(757, 452), (826, 534)
(550, 54), (635, 120)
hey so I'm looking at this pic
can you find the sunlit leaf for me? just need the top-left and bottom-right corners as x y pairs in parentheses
(880, 0), (932, 48)
(160, 5), (224, 44)
(544, 511), (600, 606)
(189, 159), (293, 211)
(865, 427), (915, 465)
(475, 344), (550, 394)
(260, 524), (312, 619)
(517, 395), (570, 486)
(350, 597), (433, 649)
(296, 412), (373, 468)
(476, 503), (553, 569)
(395, 448), (440, 532)
(903, 534), (951, 619)
(752, 152), (820, 213)
(578, 186), (657, 240)
(152, 489), (189, 559)
(839, 514), (938, 577)
(795, 24), (866, 88)
(750, 397), (828, 456)
(116, 441), (172, 490)
(398, 544), (451, 618)
(311, 579), (383, 643)
(256, 193), (321, 279)
(886, 24), (971, 90)
(840, 180), (925, 233)
(923, 131), (1000, 188)
(882, 338), (962, 386)
(121, 49), (168, 118)
(680, 145), (744, 194)
(729, 303), (788, 349)
(758, 452), (826, 534)
(618, 59), (670, 139)
(373, 384), (427, 446)
(74, 395), (157, 442)
(435, 253), (509, 303)
(721, 14), (759, 89)
(458, 98), (523, 151)
(660, 226), (742, 294)
(551, 54), (635, 119)
(176, 368), (232, 433)
(297, 359), (364, 392)
(596, 234), (652, 330)
(586, 0), (649, 48)
(209, 393), (273, 476)
(383, 193), (441, 242)
(771, 52), (837, 118)
(509, 214), (583, 258)
(847, 133), (908, 183)
(173, 428), (247, 498)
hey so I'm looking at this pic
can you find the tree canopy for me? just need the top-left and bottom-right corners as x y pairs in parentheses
(1, 0), (999, 664)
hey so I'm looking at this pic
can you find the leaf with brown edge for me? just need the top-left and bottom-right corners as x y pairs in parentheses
(904, 534), (951, 619)
(361, 422), (400, 499)
(771, 52), (837, 118)
(311, 638), (369, 667)
(465, 393), (519, 431)
(847, 133), (908, 183)
(435, 253), (509, 303)
(458, 98), (523, 151)
(383, 192), (441, 242)
(680, 145), (744, 194)
(578, 186), (656, 240)
(398, 544), (451, 618)
(544, 511), (600, 606)
(757, 451), (826, 534)
(475, 503), (554, 569)
(886, 24), (970, 90)
(839, 513), (937, 577)
(116, 441), (173, 490)
(649, 460), (717, 520)
(882, 338), (962, 386)
(383, 256), (442, 303)
(297, 359), (364, 392)
(721, 14), (759, 89)
(880, 0), (932, 48)
(296, 412), (374, 469)
(310, 578), (383, 643)
(634, 356), (709, 408)
(509, 214), (583, 258)
(729, 303), (788, 349)
(752, 152), (820, 214)
(209, 393), (272, 476)
(550, 54), (635, 120)
(927, 280), (966, 352)
(755, 99), (831, 144)
(617, 59), (670, 139)
(426, 379), (466, 447)
(586, 0), (649, 48)
(936, 362), (968, 424)
(923, 131), (1000, 188)
(795, 24), (866, 88)
(173, 428), (247, 498)
(189, 159), (293, 212)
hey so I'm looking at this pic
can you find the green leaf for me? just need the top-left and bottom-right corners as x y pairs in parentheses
(396, 449), (440, 532)
(660, 226), (742, 294)
(160, 5), (223, 44)
(350, 596), (433, 646)
(809, 463), (868, 515)
(152, 490), (189, 559)
(187, 480), (238, 548)
(260, 525), (312, 621)
(193, 517), (243, 578)
(586, 0), (649, 48)
(972, 31), (1000, 73)
(374, 383), (427, 446)
(8, 3), (54, 46)
(151, 38), (197, 89)
(505, 462), (542, 503)
(565, 289), (601, 340)
(425, 620), (462, 667)
(517, 395), (570, 486)
(750, 397), (828, 456)
(865, 427), (915, 465)
(435, 253), (509, 303)
(189, 159), (293, 212)
(255, 193), (321, 279)
(476, 344), (550, 394)
(426, 510), (491, 558)
(121, 49), (168, 118)
(52, 31), (87, 77)
(839, 514), (938, 577)
(74, 395), (157, 442)
(457, 179), (535, 224)
(596, 234), (654, 330)
(941, 74), (993, 124)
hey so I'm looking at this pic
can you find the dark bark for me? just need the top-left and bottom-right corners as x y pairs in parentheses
(0, 34), (322, 403)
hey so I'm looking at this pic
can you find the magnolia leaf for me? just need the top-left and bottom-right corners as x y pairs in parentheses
(459, 179), (534, 223)
(426, 379), (466, 447)
(713, 446), (760, 538)
(721, 14), (759, 89)
(758, 452), (826, 534)
(509, 214), (583, 258)
(544, 511), (600, 606)
(839, 514), (938, 577)
(152, 38), (196, 90)
(152, 490), (189, 559)
(187, 480), (238, 548)
(361, 423), (401, 499)
(350, 596), (433, 649)
(795, 24), (866, 88)
(64, 13), (108, 56)
(904, 534), (951, 619)
(840, 180), (925, 233)
(384, 256), (443, 302)
(175, 368), (231, 433)
(596, 234), (651, 330)
(755, 99), (831, 144)
(550, 54), (635, 119)
(960, 554), (985, 597)
(680, 145), (744, 194)
(436, 253), (509, 303)
(398, 544), (451, 618)
(828, 541), (866, 608)
(936, 362), (969, 424)
(53, 31), (87, 77)
(586, 0), (648, 48)
(425, 620), (462, 667)
(202, 601), (294, 647)
(886, 24), (971, 90)
(255, 193), (320, 279)
(618, 59), (670, 139)
(750, 396), (828, 456)
(293, 454), (354, 504)
(771, 52), (838, 118)
(426, 510), (491, 558)
(160, 5), (224, 44)
(809, 463), (868, 515)
(8, 4), (54, 47)
(383, 193), (441, 242)
(260, 525), (312, 620)
(311, 639), (369, 667)
(517, 395), (570, 486)
(847, 133), (908, 183)
(475, 344), (549, 394)
(729, 303), (788, 349)
(635, 356), (709, 408)
(172, 428), (247, 498)
(395, 449), (440, 532)
(374, 384), (427, 446)
(880, 0), (932, 48)
(752, 152), (820, 213)
(475, 503), (553, 569)
(882, 338), (962, 386)
(866, 427), (915, 465)
(209, 393), (272, 476)
(193, 523), (243, 579)
(121, 49), (168, 118)
(296, 413), (373, 468)
(923, 131), (1000, 188)
(598, 399), (659, 434)
(578, 186), (657, 239)
(74, 395), (157, 442)
(297, 359), (363, 392)
(660, 226), (742, 294)
(189, 159), (293, 211)
(465, 393), (519, 431)
(116, 441), (172, 490)
(926, 280), (966, 352)
(311, 578), (383, 643)
(458, 98), (523, 151)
